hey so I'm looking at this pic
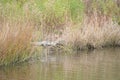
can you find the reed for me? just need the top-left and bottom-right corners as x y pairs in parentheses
(0, 0), (35, 65)
(0, 20), (35, 65)
(84, 0), (120, 24)
(63, 13), (120, 50)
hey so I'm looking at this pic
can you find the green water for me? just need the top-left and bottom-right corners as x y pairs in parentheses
(0, 48), (120, 80)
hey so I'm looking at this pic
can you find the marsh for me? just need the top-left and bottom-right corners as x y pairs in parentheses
(0, 48), (120, 80)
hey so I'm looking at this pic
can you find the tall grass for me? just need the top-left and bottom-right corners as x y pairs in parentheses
(34, 0), (85, 34)
(0, 0), (35, 65)
(84, 0), (120, 24)
(62, 13), (120, 50)
(0, 22), (34, 65)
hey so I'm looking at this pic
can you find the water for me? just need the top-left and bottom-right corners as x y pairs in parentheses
(0, 48), (120, 80)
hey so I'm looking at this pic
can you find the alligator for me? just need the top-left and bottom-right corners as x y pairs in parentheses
(31, 39), (64, 47)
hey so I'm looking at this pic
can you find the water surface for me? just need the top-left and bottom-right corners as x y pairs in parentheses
(0, 48), (120, 80)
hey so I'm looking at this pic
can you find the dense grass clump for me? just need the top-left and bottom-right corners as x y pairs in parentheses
(0, 21), (34, 65)
(0, 1), (35, 65)
(62, 13), (120, 50)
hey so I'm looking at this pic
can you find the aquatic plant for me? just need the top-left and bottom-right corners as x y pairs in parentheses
(0, 21), (34, 65)
(63, 13), (120, 50)
(0, 1), (35, 65)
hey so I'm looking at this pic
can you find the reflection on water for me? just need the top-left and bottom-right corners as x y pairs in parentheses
(0, 48), (120, 80)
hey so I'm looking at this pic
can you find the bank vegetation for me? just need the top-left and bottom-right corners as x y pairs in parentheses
(0, 0), (120, 65)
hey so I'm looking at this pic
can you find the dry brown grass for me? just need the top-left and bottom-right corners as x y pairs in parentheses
(0, 19), (34, 65)
(63, 13), (120, 50)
